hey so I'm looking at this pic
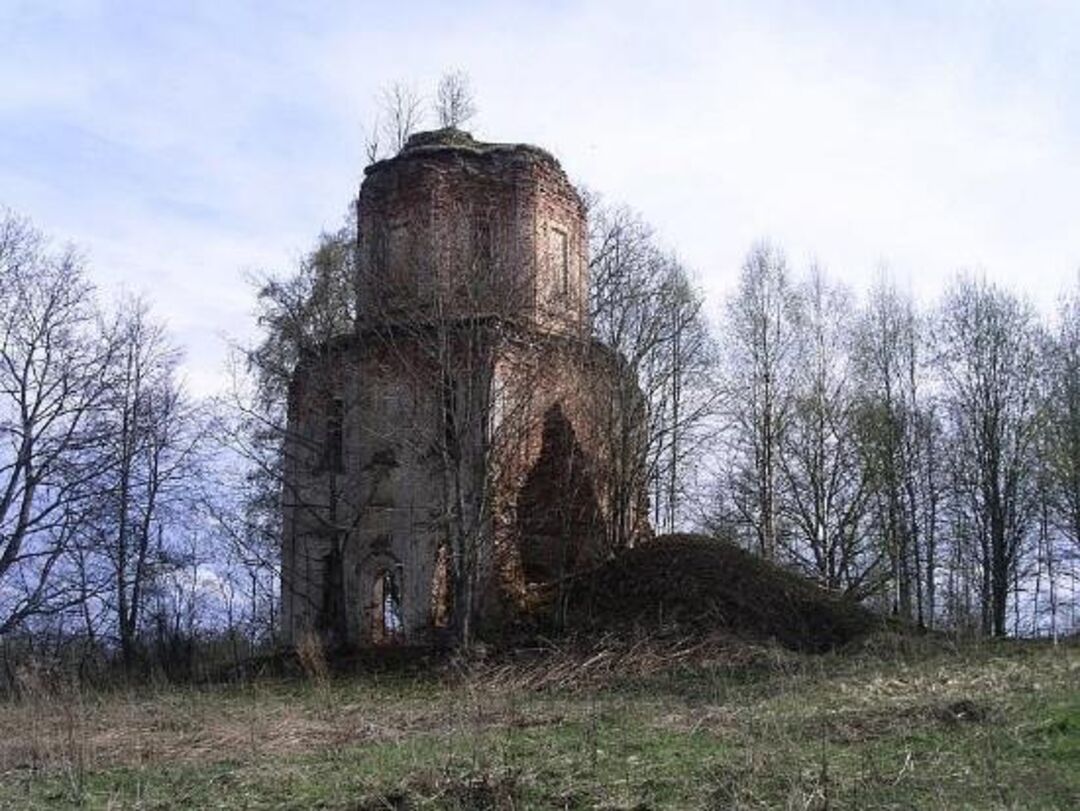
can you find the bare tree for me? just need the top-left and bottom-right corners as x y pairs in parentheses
(380, 81), (425, 154)
(909, 399), (944, 627)
(1048, 280), (1080, 556)
(1039, 277), (1080, 639)
(1031, 404), (1062, 641)
(720, 242), (801, 560)
(852, 278), (938, 622)
(936, 276), (1042, 637)
(202, 373), (283, 647)
(0, 211), (115, 633)
(654, 268), (718, 533)
(86, 297), (203, 665)
(586, 198), (717, 540)
(780, 269), (876, 593)
(435, 70), (477, 129)
(363, 121), (382, 166)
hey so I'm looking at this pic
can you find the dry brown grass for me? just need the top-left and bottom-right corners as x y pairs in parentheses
(471, 629), (801, 691)
(1, 681), (434, 774)
(0, 635), (1076, 809)
(4, 634), (1066, 775)
(294, 628), (330, 685)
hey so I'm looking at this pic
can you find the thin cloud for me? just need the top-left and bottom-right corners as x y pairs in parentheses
(1, 2), (1077, 395)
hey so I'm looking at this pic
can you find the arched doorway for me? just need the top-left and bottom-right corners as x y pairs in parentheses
(370, 568), (404, 644)
(517, 404), (604, 584)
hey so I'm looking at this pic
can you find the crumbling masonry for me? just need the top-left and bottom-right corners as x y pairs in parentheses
(281, 129), (648, 647)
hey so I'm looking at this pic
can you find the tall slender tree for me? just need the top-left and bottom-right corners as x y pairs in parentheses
(937, 277), (1042, 636)
(852, 278), (936, 621)
(781, 269), (875, 592)
(586, 198), (717, 539)
(87, 297), (203, 664)
(722, 242), (801, 560)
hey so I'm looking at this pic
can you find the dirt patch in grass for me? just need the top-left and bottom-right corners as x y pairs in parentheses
(353, 768), (522, 810)
(809, 697), (997, 745)
(932, 697), (993, 725)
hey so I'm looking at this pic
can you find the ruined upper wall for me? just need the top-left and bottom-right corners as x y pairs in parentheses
(356, 129), (587, 335)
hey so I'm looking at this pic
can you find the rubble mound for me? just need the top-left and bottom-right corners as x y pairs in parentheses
(563, 534), (884, 652)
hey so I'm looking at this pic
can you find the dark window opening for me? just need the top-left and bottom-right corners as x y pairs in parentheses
(318, 539), (347, 643)
(324, 397), (344, 473)
(371, 225), (387, 275)
(474, 215), (493, 269)
(388, 221), (415, 298)
(370, 448), (397, 468)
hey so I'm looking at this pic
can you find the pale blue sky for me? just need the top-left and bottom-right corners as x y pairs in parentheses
(2, 1), (1079, 393)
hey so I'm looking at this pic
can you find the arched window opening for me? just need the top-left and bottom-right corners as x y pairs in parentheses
(551, 227), (569, 295)
(371, 568), (404, 644)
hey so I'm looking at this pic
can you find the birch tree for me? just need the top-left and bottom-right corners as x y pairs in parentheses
(937, 277), (1042, 637)
(1047, 282), (1080, 557)
(722, 242), (801, 560)
(780, 269), (875, 592)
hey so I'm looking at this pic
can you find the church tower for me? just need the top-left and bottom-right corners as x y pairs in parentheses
(355, 128), (589, 335)
(281, 130), (648, 648)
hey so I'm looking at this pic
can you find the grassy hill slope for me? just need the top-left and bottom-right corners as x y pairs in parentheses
(2, 637), (1077, 809)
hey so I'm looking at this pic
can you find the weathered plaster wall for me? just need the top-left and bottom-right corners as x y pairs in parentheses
(281, 339), (477, 646)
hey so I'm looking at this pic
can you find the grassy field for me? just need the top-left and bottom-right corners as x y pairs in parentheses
(0, 635), (1077, 809)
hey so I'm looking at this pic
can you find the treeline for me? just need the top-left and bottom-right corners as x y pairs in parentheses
(707, 246), (1080, 639)
(0, 210), (273, 678)
(583, 205), (1079, 639)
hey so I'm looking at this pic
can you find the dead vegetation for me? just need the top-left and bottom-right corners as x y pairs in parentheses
(558, 534), (884, 652)
(473, 629), (802, 693)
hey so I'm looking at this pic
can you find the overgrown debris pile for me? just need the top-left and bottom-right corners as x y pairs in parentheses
(561, 533), (884, 652)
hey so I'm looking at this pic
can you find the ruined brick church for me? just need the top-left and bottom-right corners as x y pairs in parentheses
(281, 129), (647, 647)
